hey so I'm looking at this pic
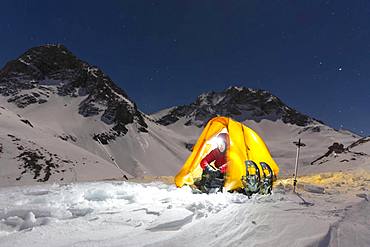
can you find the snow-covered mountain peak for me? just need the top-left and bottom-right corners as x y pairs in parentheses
(0, 44), (130, 100)
(0, 44), (148, 141)
(155, 86), (316, 127)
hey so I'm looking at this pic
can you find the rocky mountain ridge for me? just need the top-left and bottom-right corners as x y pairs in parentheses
(156, 86), (321, 128)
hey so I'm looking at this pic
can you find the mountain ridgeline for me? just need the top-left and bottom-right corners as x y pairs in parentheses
(156, 86), (320, 127)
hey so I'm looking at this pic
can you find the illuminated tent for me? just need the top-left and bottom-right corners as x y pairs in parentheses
(175, 116), (279, 191)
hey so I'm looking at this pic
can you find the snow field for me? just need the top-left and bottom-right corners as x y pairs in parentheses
(0, 171), (368, 247)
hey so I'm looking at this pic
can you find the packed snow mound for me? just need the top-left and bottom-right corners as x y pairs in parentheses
(0, 170), (369, 247)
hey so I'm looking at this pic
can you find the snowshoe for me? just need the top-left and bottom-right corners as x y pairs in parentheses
(241, 160), (261, 197)
(259, 162), (273, 195)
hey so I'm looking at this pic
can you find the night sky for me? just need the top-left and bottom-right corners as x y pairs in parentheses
(1, 1), (370, 135)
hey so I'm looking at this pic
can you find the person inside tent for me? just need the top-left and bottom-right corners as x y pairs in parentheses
(194, 132), (230, 192)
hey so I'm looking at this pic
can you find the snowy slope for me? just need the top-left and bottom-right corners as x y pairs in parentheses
(0, 105), (126, 186)
(300, 136), (370, 176)
(347, 136), (370, 154)
(0, 167), (369, 247)
(0, 93), (189, 185)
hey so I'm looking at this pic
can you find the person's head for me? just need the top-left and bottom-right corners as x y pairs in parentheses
(216, 133), (229, 153)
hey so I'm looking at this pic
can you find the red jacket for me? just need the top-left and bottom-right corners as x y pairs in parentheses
(200, 148), (227, 173)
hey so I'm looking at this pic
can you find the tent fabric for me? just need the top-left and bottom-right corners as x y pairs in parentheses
(175, 116), (279, 191)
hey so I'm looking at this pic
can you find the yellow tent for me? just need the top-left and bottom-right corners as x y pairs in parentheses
(175, 116), (279, 191)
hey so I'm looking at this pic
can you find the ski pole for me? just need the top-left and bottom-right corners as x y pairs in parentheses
(293, 139), (305, 193)
(96, 137), (128, 180)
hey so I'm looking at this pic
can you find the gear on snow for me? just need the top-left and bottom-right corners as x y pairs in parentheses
(193, 165), (225, 194)
(241, 161), (274, 197)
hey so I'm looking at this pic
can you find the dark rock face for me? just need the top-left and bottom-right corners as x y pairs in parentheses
(7, 133), (75, 182)
(329, 143), (346, 154)
(0, 44), (148, 141)
(157, 86), (314, 127)
(184, 143), (194, 151)
(298, 126), (321, 134)
(58, 134), (77, 142)
(0, 44), (80, 97)
(346, 136), (370, 150)
(7, 94), (39, 108)
(16, 150), (60, 182)
(93, 131), (122, 145)
(311, 141), (368, 165)
(20, 119), (34, 128)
